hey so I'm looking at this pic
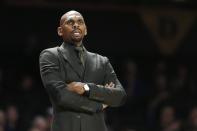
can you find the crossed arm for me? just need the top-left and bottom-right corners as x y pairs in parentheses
(67, 82), (115, 109)
(39, 49), (126, 113)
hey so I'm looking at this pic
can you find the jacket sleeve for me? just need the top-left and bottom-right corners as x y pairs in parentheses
(39, 49), (102, 113)
(87, 57), (127, 107)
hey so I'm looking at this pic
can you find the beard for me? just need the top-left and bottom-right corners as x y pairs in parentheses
(70, 29), (83, 42)
(71, 36), (83, 42)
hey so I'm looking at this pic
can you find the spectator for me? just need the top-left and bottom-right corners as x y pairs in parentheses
(121, 127), (136, 131)
(30, 116), (48, 131)
(0, 110), (6, 130)
(0, 68), (5, 108)
(0, 125), (4, 131)
(119, 59), (146, 130)
(28, 127), (41, 131)
(170, 65), (188, 93)
(45, 107), (52, 131)
(5, 105), (19, 131)
(156, 106), (181, 131)
(170, 65), (190, 119)
(184, 107), (197, 131)
(147, 74), (171, 129)
(17, 75), (41, 131)
(122, 60), (145, 99)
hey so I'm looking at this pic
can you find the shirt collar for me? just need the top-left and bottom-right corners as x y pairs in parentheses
(63, 42), (85, 54)
(67, 42), (83, 49)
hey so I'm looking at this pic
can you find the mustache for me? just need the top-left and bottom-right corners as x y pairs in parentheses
(71, 29), (82, 33)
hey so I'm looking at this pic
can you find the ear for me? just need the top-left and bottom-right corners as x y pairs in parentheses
(57, 27), (63, 36)
(85, 25), (87, 36)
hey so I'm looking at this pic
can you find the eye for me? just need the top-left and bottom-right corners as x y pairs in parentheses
(67, 20), (74, 25)
(78, 20), (83, 25)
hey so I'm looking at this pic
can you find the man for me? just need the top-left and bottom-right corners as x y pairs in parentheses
(39, 10), (126, 131)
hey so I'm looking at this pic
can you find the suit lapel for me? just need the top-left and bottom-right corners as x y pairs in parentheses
(58, 43), (84, 79)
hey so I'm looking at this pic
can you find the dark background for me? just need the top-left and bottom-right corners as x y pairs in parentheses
(1, 0), (197, 131)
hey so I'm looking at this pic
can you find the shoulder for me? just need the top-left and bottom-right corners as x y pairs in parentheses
(39, 47), (60, 61)
(87, 51), (109, 64)
(40, 47), (59, 57)
(40, 47), (59, 55)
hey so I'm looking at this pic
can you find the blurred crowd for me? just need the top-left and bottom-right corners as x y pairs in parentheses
(107, 59), (197, 131)
(0, 34), (51, 131)
(0, 33), (197, 131)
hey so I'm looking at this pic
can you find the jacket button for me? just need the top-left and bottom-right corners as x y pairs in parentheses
(77, 115), (80, 118)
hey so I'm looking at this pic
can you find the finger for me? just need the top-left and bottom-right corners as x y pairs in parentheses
(111, 84), (115, 88)
(109, 82), (114, 87)
(68, 82), (75, 86)
(67, 83), (75, 89)
(67, 85), (72, 89)
(67, 83), (71, 87)
(103, 104), (108, 108)
(102, 104), (107, 109)
(109, 82), (113, 87)
(105, 84), (109, 87)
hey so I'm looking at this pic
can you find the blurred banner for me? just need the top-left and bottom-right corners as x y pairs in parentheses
(3, 0), (197, 56)
(139, 7), (196, 55)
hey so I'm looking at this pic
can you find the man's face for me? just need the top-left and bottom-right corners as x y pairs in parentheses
(58, 11), (87, 45)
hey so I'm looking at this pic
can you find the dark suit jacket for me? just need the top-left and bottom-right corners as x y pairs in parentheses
(39, 42), (126, 131)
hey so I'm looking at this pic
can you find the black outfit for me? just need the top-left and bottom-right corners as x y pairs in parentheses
(39, 42), (126, 131)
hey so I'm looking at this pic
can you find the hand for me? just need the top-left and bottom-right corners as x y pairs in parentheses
(102, 104), (108, 110)
(105, 82), (115, 88)
(102, 82), (115, 110)
(67, 82), (85, 95)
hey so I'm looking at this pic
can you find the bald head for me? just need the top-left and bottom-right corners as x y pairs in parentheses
(60, 10), (83, 26)
(57, 10), (87, 46)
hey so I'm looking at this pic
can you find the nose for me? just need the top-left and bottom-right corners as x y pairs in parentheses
(73, 22), (79, 28)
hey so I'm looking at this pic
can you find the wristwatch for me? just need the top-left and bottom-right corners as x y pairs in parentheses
(83, 84), (90, 96)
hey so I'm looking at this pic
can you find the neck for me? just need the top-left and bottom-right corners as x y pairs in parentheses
(73, 41), (82, 47)
(64, 41), (82, 47)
